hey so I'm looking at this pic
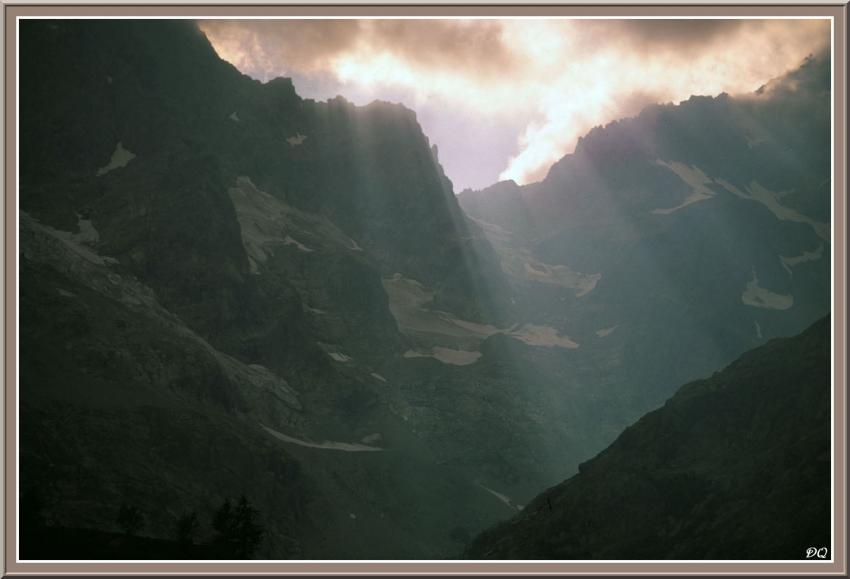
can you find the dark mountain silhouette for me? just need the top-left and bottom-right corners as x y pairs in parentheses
(465, 315), (831, 559)
(20, 19), (514, 559)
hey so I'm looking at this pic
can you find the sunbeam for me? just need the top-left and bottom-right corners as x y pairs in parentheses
(199, 18), (829, 190)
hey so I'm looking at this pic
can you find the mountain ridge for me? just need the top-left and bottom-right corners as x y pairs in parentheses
(465, 314), (831, 559)
(459, 50), (830, 411)
(18, 20), (832, 560)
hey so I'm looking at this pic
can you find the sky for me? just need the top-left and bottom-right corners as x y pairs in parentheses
(198, 18), (830, 192)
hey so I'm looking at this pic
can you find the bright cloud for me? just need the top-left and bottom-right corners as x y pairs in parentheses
(199, 18), (830, 189)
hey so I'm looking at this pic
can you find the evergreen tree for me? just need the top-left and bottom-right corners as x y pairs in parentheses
(175, 510), (199, 546)
(212, 495), (264, 558)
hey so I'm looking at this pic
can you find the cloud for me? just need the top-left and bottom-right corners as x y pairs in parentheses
(493, 19), (830, 183)
(199, 19), (515, 80)
(198, 18), (831, 189)
(603, 19), (747, 54)
(362, 20), (516, 77)
(198, 20), (363, 76)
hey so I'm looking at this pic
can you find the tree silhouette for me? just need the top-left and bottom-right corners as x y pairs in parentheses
(116, 504), (145, 536)
(212, 495), (264, 558)
(175, 510), (199, 546)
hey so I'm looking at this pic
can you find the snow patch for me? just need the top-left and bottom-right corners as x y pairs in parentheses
(75, 217), (100, 244)
(507, 324), (578, 349)
(57, 289), (76, 298)
(227, 176), (296, 269)
(780, 244), (824, 275)
(328, 352), (352, 363)
(218, 357), (300, 410)
(370, 372), (387, 383)
(403, 348), (482, 366)
(229, 111), (240, 122)
(521, 261), (601, 296)
(284, 235), (313, 253)
(385, 273), (580, 354)
(229, 176), (371, 272)
(23, 213), (117, 267)
(652, 160), (715, 214)
(717, 179), (829, 242)
(432, 347), (482, 365)
(96, 141), (136, 176)
(361, 433), (382, 444)
(754, 321), (763, 339)
(477, 482), (522, 513)
(471, 218), (600, 297)
(741, 269), (793, 310)
(652, 193), (712, 215)
(448, 318), (501, 337)
(261, 424), (383, 452)
(286, 133), (307, 146)
(652, 164), (829, 242)
(595, 326), (617, 338)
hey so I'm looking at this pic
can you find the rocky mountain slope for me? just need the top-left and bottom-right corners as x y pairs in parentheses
(19, 19), (519, 559)
(19, 19), (832, 559)
(465, 315), (831, 559)
(459, 52), (831, 411)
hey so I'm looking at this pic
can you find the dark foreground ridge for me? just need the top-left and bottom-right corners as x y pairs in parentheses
(465, 315), (831, 560)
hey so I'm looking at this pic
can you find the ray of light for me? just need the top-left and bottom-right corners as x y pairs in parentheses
(199, 18), (829, 190)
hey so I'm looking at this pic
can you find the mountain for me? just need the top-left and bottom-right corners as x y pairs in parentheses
(465, 315), (831, 559)
(459, 53), (831, 411)
(22, 19), (609, 559)
(18, 19), (832, 560)
(19, 19), (518, 559)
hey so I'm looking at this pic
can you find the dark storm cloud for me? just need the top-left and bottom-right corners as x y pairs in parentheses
(198, 19), (515, 80)
(198, 20), (363, 74)
(197, 18), (831, 189)
(606, 19), (748, 53)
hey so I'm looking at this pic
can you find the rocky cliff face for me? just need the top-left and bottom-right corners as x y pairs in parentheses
(465, 316), (831, 559)
(20, 19), (516, 558)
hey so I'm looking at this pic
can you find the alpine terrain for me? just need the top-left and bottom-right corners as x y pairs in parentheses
(18, 19), (832, 559)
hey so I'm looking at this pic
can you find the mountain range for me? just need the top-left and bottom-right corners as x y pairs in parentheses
(18, 19), (831, 559)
